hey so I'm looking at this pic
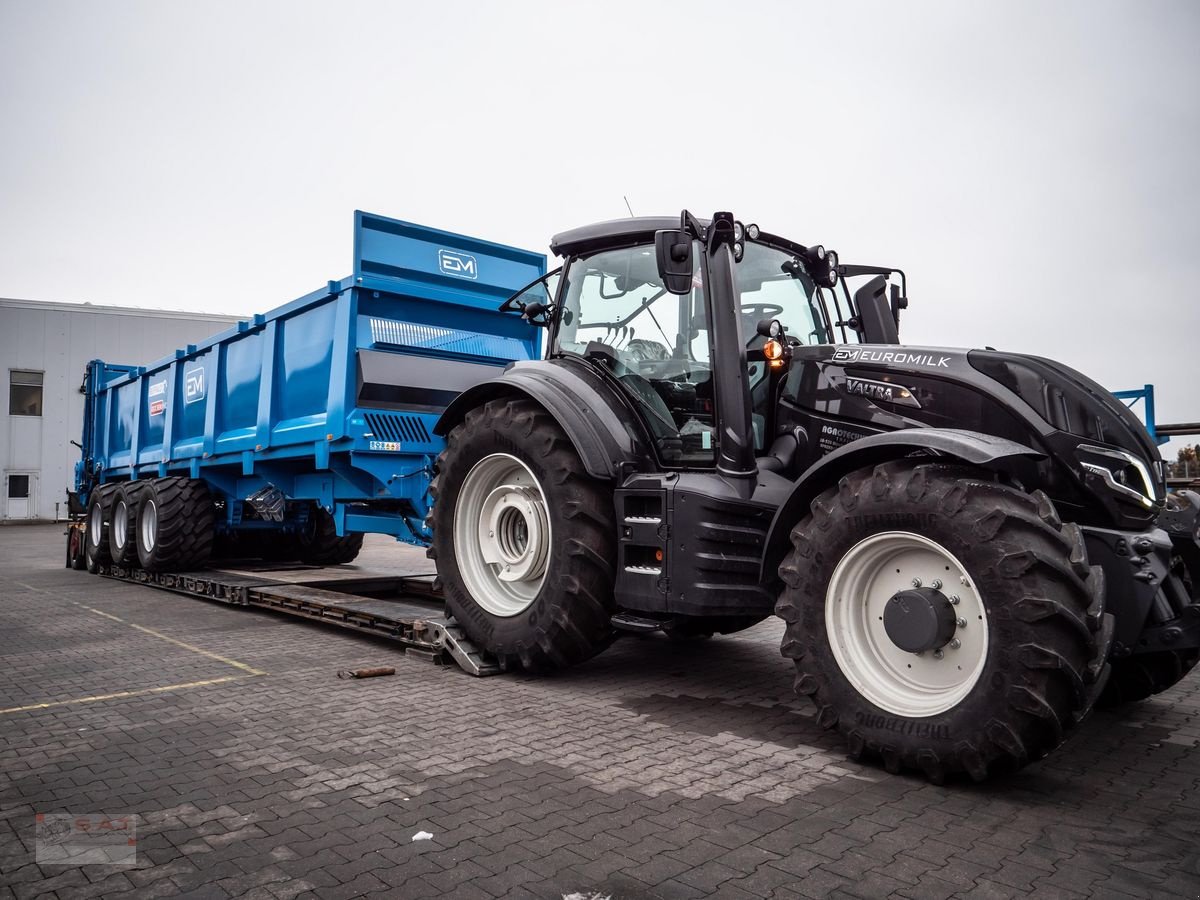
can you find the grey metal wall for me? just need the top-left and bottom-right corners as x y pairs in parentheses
(1, 299), (241, 521)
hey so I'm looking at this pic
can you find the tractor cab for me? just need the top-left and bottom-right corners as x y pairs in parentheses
(502, 211), (905, 477)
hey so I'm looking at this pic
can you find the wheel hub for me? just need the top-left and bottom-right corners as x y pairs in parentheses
(478, 484), (550, 584)
(825, 530), (990, 717)
(883, 587), (958, 653)
(454, 453), (553, 617)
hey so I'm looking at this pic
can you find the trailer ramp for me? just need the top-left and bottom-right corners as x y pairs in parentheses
(97, 563), (500, 676)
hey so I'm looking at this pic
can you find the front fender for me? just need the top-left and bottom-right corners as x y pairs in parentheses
(435, 358), (650, 481)
(759, 428), (1045, 584)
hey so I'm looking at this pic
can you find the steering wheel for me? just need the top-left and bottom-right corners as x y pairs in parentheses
(740, 303), (784, 320)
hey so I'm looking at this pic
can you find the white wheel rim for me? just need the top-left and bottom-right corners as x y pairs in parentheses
(113, 499), (129, 550)
(140, 499), (158, 554)
(825, 531), (989, 717)
(453, 453), (551, 617)
(88, 501), (104, 547)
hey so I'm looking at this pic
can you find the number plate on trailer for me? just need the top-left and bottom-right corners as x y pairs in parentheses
(369, 441), (402, 452)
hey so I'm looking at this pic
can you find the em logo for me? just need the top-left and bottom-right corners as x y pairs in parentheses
(437, 248), (478, 280)
(184, 367), (206, 404)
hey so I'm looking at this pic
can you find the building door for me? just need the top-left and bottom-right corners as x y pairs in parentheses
(5, 472), (36, 519)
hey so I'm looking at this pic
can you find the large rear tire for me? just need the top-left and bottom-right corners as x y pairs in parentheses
(135, 477), (215, 572)
(430, 398), (616, 671)
(776, 461), (1112, 782)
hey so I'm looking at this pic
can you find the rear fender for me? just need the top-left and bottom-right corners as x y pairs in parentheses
(435, 359), (650, 481)
(759, 428), (1045, 583)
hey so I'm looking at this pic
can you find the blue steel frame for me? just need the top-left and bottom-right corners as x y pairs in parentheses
(75, 211), (545, 545)
(1112, 384), (1167, 446)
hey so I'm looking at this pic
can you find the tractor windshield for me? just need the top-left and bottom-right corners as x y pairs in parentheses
(736, 242), (837, 346)
(555, 243), (717, 465)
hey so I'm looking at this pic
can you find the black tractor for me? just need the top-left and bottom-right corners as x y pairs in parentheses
(430, 210), (1200, 782)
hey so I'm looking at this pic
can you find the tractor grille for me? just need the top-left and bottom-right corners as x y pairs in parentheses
(363, 411), (432, 445)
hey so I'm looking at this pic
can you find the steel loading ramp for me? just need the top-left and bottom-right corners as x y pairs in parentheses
(97, 562), (500, 676)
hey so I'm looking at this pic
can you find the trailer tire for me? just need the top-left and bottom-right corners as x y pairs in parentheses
(295, 509), (363, 565)
(84, 486), (117, 574)
(108, 483), (149, 569)
(776, 461), (1112, 783)
(430, 398), (616, 671)
(135, 477), (215, 572)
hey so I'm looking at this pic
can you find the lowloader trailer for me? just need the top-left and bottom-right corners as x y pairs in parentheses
(70, 209), (1200, 782)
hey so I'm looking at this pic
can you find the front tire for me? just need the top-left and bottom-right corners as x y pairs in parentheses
(1101, 649), (1200, 705)
(430, 398), (616, 671)
(777, 461), (1112, 782)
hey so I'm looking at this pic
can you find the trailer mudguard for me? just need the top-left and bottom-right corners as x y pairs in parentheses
(759, 428), (1045, 584)
(435, 358), (650, 481)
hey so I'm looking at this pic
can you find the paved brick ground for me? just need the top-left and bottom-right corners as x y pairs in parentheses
(1, 522), (1198, 899)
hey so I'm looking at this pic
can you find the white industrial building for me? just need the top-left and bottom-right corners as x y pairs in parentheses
(1, 298), (241, 521)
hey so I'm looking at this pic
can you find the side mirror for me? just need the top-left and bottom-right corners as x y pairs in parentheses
(889, 283), (908, 330)
(855, 276), (900, 344)
(655, 229), (693, 295)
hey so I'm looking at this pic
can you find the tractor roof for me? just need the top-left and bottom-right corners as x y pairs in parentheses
(550, 216), (707, 258)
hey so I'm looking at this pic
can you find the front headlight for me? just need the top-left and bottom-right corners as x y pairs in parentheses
(1077, 443), (1158, 508)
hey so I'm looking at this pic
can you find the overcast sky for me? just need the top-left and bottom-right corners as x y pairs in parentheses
(2, 1), (1197, 452)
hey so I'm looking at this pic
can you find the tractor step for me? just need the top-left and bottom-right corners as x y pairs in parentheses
(611, 612), (671, 633)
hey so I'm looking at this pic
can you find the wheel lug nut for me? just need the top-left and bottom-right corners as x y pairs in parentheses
(911, 578), (922, 587)
(950, 595), (960, 605)
(956, 617), (967, 628)
(950, 639), (961, 649)
(933, 650), (944, 660)
(930, 579), (942, 590)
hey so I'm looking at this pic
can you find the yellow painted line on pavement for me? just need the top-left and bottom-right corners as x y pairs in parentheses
(74, 604), (267, 677)
(0, 676), (248, 715)
(5, 582), (268, 715)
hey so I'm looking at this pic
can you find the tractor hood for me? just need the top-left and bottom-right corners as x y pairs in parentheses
(792, 344), (1166, 528)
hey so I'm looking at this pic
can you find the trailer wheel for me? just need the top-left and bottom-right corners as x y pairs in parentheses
(135, 477), (215, 572)
(296, 509), (363, 566)
(776, 461), (1112, 782)
(84, 486), (116, 574)
(108, 483), (148, 569)
(430, 398), (616, 671)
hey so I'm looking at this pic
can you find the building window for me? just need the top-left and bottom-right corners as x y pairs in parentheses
(7, 474), (29, 499)
(9, 370), (43, 417)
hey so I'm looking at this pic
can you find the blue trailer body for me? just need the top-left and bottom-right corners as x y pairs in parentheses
(75, 211), (545, 544)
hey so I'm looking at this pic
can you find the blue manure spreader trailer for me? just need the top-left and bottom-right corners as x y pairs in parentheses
(75, 210), (545, 568)
(69, 208), (1200, 782)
